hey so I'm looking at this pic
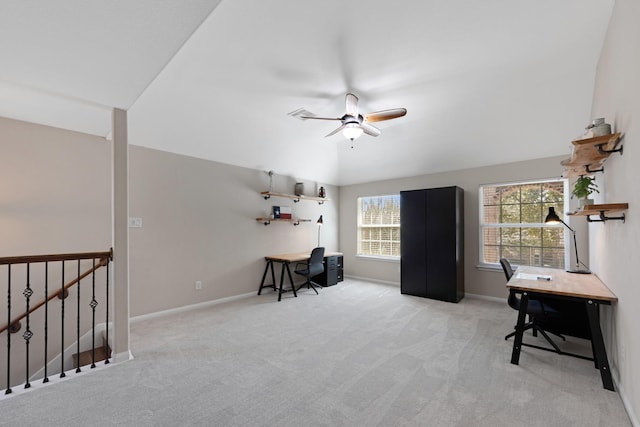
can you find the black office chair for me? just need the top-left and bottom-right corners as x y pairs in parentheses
(295, 247), (325, 294)
(501, 258), (564, 351)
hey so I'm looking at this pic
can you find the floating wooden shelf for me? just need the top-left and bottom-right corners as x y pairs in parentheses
(561, 133), (623, 177)
(256, 218), (312, 226)
(260, 191), (329, 204)
(567, 203), (628, 223)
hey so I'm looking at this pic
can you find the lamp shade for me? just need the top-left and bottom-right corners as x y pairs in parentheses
(544, 207), (561, 224)
(342, 123), (363, 141)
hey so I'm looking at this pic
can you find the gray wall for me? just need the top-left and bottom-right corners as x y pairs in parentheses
(0, 116), (339, 319)
(128, 146), (339, 316)
(589, 0), (639, 421)
(338, 155), (585, 300)
(0, 116), (112, 256)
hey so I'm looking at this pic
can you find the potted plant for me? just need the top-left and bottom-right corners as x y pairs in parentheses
(571, 175), (599, 207)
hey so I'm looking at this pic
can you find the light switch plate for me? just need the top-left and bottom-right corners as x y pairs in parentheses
(128, 217), (143, 228)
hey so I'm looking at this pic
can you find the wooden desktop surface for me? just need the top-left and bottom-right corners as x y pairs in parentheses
(265, 251), (343, 263)
(507, 266), (617, 302)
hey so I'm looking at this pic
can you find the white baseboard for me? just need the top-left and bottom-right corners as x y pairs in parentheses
(131, 291), (256, 323)
(464, 293), (505, 304)
(1, 355), (119, 401)
(612, 367), (639, 426)
(112, 350), (134, 364)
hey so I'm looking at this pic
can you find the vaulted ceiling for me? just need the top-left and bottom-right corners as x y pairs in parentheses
(1, 1), (614, 185)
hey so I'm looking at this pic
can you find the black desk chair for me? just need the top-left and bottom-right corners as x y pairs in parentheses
(295, 247), (325, 294)
(501, 258), (564, 351)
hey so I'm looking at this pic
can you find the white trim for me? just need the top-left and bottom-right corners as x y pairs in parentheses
(478, 178), (570, 269)
(477, 263), (504, 272)
(356, 194), (401, 258)
(464, 293), (505, 304)
(345, 274), (399, 287)
(611, 367), (639, 427)
(355, 254), (400, 263)
(130, 291), (256, 323)
(479, 176), (569, 188)
(112, 350), (134, 364)
(0, 351), (131, 401)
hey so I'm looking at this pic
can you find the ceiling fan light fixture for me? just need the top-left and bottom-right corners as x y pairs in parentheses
(342, 123), (363, 141)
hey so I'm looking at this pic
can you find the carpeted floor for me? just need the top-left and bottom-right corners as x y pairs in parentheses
(0, 279), (631, 426)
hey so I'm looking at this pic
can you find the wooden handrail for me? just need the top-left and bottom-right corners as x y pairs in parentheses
(0, 249), (112, 266)
(0, 250), (112, 335)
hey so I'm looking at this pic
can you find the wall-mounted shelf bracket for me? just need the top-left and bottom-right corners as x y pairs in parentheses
(586, 211), (626, 223)
(584, 164), (604, 174)
(568, 203), (628, 224)
(561, 133), (623, 178)
(260, 191), (329, 204)
(256, 218), (311, 226)
(597, 143), (623, 156)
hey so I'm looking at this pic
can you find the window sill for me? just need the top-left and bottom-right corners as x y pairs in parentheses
(356, 254), (400, 263)
(476, 263), (503, 272)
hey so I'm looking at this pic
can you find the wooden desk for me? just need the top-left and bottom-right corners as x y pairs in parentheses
(258, 252), (343, 301)
(507, 266), (618, 391)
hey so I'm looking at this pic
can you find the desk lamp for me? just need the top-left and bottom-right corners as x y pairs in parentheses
(544, 207), (590, 274)
(317, 215), (323, 247)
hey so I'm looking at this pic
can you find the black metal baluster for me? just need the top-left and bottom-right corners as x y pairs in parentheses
(90, 258), (97, 368)
(105, 257), (110, 365)
(5, 265), (12, 395)
(60, 261), (65, 378)
(76, 259), (81, 373)
(23, 264), (33, 389)
(43, 262), (49, 383)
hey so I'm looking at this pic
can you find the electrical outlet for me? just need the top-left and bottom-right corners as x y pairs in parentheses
(195, 280), (202, 290)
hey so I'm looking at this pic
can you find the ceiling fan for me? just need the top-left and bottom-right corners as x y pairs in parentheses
(289, 93), (407, 142)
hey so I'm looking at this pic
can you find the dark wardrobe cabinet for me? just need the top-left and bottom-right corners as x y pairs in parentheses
(400, 186), (464, 302)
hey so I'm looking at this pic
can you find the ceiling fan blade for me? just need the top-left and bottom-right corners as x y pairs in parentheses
(345, 93), (359, 117)
(364, 108), (407, 123)
(288, 108), (341, 121)
(325, 124), (346, 137)
(361, 122), (381, 137)
(301, 116), (343, 121)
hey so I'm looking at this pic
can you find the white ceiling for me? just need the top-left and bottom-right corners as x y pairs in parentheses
(1, 0), (614, 186)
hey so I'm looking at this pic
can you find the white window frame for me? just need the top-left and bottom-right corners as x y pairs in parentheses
(356, 195), (401, 260)
(478, 178), (570, 270)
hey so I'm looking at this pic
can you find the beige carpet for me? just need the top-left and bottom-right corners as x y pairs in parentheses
(0, 279), (630, 426)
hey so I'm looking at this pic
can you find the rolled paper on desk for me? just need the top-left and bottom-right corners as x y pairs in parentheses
(536, 275), (551, 281)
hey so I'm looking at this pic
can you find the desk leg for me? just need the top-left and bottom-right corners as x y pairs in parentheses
(510, 292), (529, 365)
(586, 300), (615, 391)
(258, 260), (274, 295)
(284, 262), (297, 298)
(278, 262), (286, 302)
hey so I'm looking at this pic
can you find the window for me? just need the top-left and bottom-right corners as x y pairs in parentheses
(357, 195), (400, 258)
(479, 179), (568, 268)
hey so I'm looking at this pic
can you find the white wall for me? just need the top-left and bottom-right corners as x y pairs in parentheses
(589, 0), (640, 422)
(338, 155), (584, 299)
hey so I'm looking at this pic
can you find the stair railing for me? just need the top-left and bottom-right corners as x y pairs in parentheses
(1, 249), (112, 395)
